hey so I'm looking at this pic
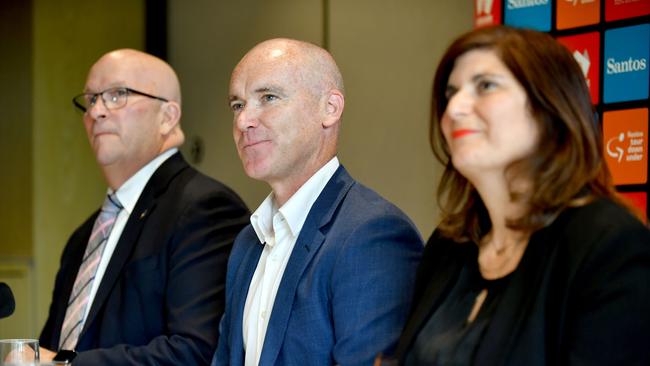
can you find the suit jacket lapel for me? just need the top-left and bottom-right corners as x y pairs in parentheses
(395, 239), (469, 361)
(230, 229), (264, 365)
(259, 166), (354, 366)
(79, 153), (189, 341)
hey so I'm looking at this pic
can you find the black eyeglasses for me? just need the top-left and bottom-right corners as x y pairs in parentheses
(72, 87), (169, 113)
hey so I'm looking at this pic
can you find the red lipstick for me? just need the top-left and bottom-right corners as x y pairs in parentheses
(452, 129), (477, 139)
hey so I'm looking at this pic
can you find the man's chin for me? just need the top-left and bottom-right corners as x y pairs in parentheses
(242, 162), (272, 182)
(94, 151), (121, 167)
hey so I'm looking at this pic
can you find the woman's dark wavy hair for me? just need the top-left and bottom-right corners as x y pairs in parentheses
(431, 25), (620, 243)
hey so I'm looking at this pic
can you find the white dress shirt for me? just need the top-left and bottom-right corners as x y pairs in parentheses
(81, 148), (178, 322)
(243, 157), (340, 366)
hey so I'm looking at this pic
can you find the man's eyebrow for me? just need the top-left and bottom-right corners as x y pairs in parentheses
(254, 86), (286, 96)
(228, 86), (288, 103)
(84, 82), (126, 93)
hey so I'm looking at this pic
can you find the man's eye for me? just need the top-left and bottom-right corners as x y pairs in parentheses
(230, 102), (243, 112)
(262, 94), (278, 102)
(106, 89), (126, 102)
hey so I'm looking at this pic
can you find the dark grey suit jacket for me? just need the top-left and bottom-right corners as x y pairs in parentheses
(40, 153), (250, 365)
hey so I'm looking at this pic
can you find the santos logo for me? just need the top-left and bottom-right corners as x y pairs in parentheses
(507, 0), (548, 9)
(607, 57), (648, 75)
(565, 0), (596, 5)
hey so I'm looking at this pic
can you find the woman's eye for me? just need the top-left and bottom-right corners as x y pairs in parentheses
(477, 80), (497, 92)
(444, 87), (457, 101)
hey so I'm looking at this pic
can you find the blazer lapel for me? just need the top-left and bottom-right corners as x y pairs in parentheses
(78, 153), (189, 342)
(259, 166), (355, 366)
(230, 230), (264, 365)
(395, 239), (470, 361)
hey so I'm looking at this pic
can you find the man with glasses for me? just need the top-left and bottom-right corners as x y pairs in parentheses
(39, 49), (250, 365)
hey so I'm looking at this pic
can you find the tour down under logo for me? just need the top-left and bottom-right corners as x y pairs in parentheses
(603, 108), (648, 185)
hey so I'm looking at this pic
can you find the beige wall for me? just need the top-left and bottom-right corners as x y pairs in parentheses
(1, 0), (37, 340)
(0, 0), (145, 339)
(0, 2), (33, 259)
(32, 0), (146, 334)
(330, 0), (472, 235)
(169, 0), (473, 237)
(169, 0), (326, 215)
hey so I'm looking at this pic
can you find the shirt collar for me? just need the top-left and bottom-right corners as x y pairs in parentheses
(250, 157), (340, 245)
(110, 148), (178, 215)
(250, 194), (278, 245)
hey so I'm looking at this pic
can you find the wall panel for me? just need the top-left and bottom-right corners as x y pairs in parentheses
(168, 0), (473, 236)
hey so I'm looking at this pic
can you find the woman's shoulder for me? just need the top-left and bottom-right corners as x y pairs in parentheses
(557, 197), (647, 237)
(566, 197), (642, 223)
(549, 197), (650, 266)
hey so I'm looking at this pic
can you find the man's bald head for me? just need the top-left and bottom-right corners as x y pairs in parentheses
(234, 38), (344, 99)
(89, 49), (182, 104)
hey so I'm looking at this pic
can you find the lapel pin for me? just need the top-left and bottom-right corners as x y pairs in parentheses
(140, 210), (148, 219)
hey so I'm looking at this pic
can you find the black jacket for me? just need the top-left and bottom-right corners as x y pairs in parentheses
(396, 198), (650, 365)
(40, 153), (250, 365)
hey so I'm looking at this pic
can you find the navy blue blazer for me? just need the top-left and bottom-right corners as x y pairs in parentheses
(40, 153), (250, 365)
(213, 166), (423, 366)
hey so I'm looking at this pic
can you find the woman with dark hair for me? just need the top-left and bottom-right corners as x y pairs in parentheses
(393, 26), (650, 365)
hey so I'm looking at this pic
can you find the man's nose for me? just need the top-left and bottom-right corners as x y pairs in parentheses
(87, 97), (109, 121)
(234, 105), (258, 131)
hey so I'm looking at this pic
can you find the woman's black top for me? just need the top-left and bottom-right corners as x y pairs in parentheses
(404, 255), (510, 366)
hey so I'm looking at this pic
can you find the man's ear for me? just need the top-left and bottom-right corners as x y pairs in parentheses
(160, 101), (181, 135)
(323, 89), (344, 128)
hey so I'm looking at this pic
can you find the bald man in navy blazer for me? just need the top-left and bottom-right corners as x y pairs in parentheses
(213, 39), (423, 366)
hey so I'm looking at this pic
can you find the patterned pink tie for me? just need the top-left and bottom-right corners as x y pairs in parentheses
(59, 193), (122, 350)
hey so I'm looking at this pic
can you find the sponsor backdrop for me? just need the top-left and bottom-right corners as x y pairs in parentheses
(475, 0), (650, 223)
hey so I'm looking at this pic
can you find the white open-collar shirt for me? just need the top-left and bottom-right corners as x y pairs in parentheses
(243, 157), (340, 366)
